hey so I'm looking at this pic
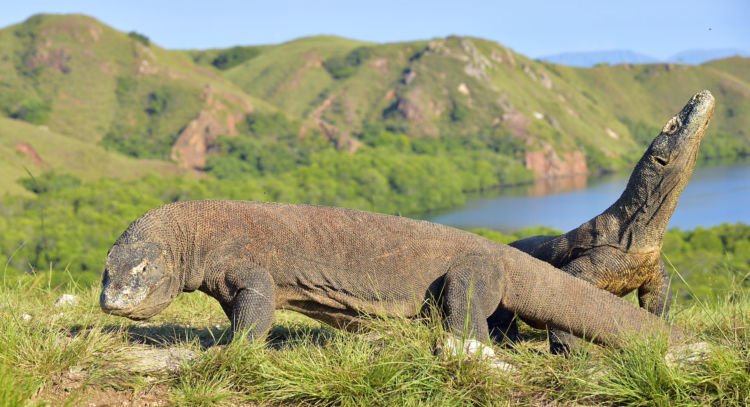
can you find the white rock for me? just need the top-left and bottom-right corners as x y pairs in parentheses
(21, 313), (32, 321)
(123, 347), (197, 373)
(606, 127), (620, 139)
(665, 341), (711, 367)
(444, 335), (495, 358)
(442, 335), (516, 372)
(55, 294), (79, 307)
(489, 359), (516, 372)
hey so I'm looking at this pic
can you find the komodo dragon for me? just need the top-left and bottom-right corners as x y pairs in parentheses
(489, 90), (714, 353)
(100, 200), (685, 355)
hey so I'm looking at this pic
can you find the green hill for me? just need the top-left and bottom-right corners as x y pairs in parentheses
(0, 117), (179, 195)
(0, 13), (748, 193)
(0, 14), (271, 170)
(222, 36), (750, 175)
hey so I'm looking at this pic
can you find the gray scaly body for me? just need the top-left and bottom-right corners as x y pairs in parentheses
(100, 201), (684, 350)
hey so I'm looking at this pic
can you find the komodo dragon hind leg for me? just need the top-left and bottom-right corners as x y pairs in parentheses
(549, 330), (578, 354)
(488, 309), (580, 354)
(441, 260), (503, 345)
(228, 272), (275, 341)
(487, 307), (520, 345)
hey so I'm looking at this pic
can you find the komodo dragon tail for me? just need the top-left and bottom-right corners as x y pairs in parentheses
(501, 253), (684, 347)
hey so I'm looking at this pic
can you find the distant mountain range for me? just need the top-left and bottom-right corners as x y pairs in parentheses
(539, 48), (750, 67)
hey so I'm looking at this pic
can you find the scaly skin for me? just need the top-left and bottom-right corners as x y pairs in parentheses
(100, 201), (684, 349)
(489, 90), (714, 353)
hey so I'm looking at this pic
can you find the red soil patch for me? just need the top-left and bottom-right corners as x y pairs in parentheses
(15, 142), (46, 168)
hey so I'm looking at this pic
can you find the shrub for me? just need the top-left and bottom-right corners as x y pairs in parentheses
(211, 46), (262, 70)
(10, 98), (51, 125)
(128, 31), (150, 46)
(323, 47), (373, 79)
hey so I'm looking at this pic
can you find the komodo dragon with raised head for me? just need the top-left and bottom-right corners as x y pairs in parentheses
(100, 200), (685, 355)
(489, 90), (714, 353)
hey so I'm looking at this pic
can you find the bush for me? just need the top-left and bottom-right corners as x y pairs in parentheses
(145, 89), (169, 116)
(10, 98), (51, 125)
(323, 47), (373, 79)
(128, 31), (150, 46)
(19, 172), (81, 194)
(211, 46), (262, 70)
(450, 99), (469, 122)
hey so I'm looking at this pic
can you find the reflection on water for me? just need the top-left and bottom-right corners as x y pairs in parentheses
(427, 162), (750, 232)
(525, 173), (589, 197)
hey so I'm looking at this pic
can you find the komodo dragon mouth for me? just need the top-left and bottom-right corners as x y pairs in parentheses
(101, 274), (178, 320)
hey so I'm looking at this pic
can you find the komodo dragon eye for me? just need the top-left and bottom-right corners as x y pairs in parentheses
(662, 117), (681, 135)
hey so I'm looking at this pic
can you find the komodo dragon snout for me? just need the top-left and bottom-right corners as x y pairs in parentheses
(100, 241), (180, 320)
(644, 89), (714, 178)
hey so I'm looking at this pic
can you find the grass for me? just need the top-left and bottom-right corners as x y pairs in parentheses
(2, 269), (750, 406)
(0, 117), (182, 195)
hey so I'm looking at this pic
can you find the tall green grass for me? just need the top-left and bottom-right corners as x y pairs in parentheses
(2, 266), (749, 406)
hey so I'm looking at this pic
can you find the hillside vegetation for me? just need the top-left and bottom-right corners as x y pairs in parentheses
(0, 12), (748, 294)
(0, 117), (179, 195)
(0, 13), (748, 197)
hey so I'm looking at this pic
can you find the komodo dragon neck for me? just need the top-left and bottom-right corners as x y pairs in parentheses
(567, 90), (714, 254)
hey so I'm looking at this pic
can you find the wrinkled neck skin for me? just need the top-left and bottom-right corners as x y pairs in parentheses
(162, 216), (206, 294)
(580, 150), (695, 253)
(129, 209), (206, 295)
(568, 90), (714, 254)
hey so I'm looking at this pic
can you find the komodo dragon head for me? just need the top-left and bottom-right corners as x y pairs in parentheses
(612, 89), (714, 249)
(100, 240), (180, 320)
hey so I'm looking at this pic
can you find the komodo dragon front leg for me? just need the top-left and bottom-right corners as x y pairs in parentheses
(489, 90), (714, 354)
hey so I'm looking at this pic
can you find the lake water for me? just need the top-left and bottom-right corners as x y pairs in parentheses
(426, 162), (750, 232)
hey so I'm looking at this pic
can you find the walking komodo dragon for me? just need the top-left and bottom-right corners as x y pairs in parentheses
(100, 200), (687, 358)
(489, 90), (715, 353)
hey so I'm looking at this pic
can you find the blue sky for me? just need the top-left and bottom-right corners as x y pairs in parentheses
(1, 1), (748, 59)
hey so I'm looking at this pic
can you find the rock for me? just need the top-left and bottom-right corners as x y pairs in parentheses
(457, 83), (470, 96)
(489, 359), (516, 372)
(123, 347), (197, 374)
(539, 71), (553, 89)
(525, 145), (588, 179)
(21, 313), (32, 321)
(665, 341), (711, 367)
(55, 294), (79, 307)
(606, 127), (620, 139)
(170, 110), (223, 170)
(403, 68), (417, 85)
(460, 39), (492, 80)
(439, 335), (516, 372)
